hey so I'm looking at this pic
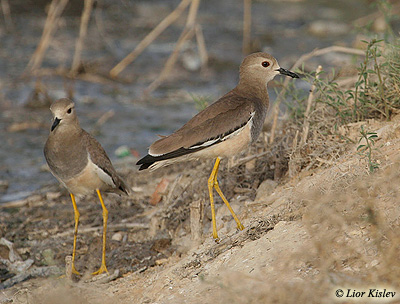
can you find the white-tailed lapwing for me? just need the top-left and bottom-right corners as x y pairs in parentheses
(137, 52), (298, 241)
(44, 98), (130, 275)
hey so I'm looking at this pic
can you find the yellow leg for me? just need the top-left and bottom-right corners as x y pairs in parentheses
(208, 158), (245, 241)
(92, 189), (109, 275)
(70, 193), (81, 275)
(214, 183), (245, 231)
(208, 159), (220, 241)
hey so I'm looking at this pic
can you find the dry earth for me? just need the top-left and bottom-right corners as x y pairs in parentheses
(2, 115), (400, 304)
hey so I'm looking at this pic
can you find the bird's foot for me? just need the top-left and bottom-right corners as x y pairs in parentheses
(72, 265), (81, 276)
(92, 263), (108, 275)
(212, 233), (220, 244)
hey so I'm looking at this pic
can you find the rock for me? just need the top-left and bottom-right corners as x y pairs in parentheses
(155, 258), (169, 266)
(0, 238), (22, 262)
(373, 16), (387, 32)
(112, 232), (123, 242)
(46, 192), (61, 200)
(42, 249), (56, 266)
(245, 159), (256, 171)
(255, 179), (278, 202)
(368, 259), (379, 268)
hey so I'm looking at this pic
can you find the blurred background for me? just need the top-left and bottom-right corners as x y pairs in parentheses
(0, 0), (397, 202)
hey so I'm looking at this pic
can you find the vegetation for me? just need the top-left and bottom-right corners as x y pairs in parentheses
(357, 126), (379, 172)
(279, 0), (400, 173)
(189, 93), (211, 111)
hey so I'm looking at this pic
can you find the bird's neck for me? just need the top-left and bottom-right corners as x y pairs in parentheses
(236, 79), (269, 102)
(51, 123), (82, 143)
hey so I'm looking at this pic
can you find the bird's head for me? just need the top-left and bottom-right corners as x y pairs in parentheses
(239, 52), (299, 87)
(49, 98), (78, 132)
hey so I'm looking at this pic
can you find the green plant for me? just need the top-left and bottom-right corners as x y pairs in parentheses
(269, 0), (399, 173)
(299, 37), (400, 127)
(357, 125), (379, 172)
(280, 80), (307, 124)
(190, 93), (211, 111)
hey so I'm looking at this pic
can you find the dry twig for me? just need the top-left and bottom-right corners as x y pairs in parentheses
(353, 3), (400, 27)
(26, 67), (120, 85)
(300, 65), (323, 146)
(110, 0), (207, 95)
(65, 255), (73, 281)
(110, 0), (192, 78)
(144, 26), (196, 95)
(269, 45), (365, 144)
(288, 130), (300, 178)
(144, 0), (201, 95)
(26, 0), (69, 73)
(164, 174), (183, 207)
(51, 223), (148, 238)
(0, 266), (62, 290)
(195, 24), (208, 67)
(91, 110), (115, 135)
(71, 0), (94, 76)
(242, 0), (252, 54)
(1, 0), (13, 31)
(233, 151), (270, 168)
(190, 199), (204, 246)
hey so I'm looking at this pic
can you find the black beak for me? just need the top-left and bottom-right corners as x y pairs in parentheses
(51, 117), (61, 131)
(276, 67), (299, 78)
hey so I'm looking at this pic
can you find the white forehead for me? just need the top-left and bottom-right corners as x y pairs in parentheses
(50, 99), (75, 116)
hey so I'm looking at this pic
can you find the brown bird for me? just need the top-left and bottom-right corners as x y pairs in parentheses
(44, 98), (130, 275)
(137, 52), (299, 241)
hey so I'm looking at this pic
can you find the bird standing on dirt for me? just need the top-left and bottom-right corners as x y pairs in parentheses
(44, 98), (130, 275)
(137, 52), (299, 241)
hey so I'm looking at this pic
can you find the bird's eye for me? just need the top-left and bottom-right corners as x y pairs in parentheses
(262, 61), (270, 68)
(67, 108), (72, 114)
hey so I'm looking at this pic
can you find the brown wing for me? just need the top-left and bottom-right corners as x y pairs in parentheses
(149, 90), (256, 155)
(82, 131), (130, 195)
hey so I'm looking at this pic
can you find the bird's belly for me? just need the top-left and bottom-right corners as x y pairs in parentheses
(63, 163), (106, 196)
(194, 123), (252, 159)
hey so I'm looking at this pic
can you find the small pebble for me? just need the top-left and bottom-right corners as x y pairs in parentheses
(112, 232), (123, 242)
(46, 192), (61, 200)
(155, 258), (169, 266)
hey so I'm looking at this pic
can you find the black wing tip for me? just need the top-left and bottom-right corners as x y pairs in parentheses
(138, 163), (153, 171)
(118, 181), (130, 195)
(136, 154), (156, 171)
(136, 146), (209, 170)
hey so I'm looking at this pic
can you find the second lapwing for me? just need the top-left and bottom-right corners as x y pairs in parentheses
(44, 98), (130, 275)
(137, 52), (299, 241)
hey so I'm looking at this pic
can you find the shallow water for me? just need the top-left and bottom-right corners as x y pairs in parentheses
(0, 0), (374, 202)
